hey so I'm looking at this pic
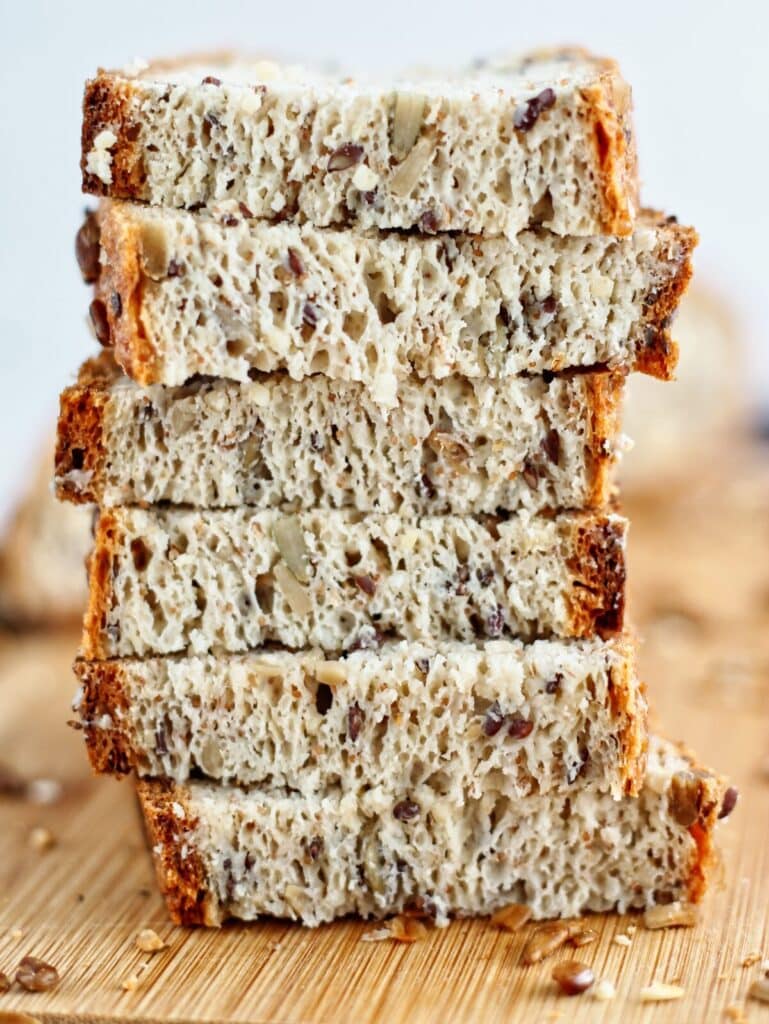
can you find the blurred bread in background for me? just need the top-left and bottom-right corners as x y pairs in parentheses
(621, 282), (744, 496)
(0, 440), (91, 628)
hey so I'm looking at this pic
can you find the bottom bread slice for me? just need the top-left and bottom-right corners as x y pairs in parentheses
(137, 735), (731, 927)
(74, 636), (646, 799)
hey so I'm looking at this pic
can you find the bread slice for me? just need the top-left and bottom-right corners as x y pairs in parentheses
(0, 441), (91, 628)
(81, 507), (626, 659)
(77, 634), (645, 797)
(136, 735), (730, 927)
(82, 49), (638, 238)
(83, 202), (693, 393)
(56, 355), (623, 515)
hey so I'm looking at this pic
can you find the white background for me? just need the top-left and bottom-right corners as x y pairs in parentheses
(0, 0), (767, 519)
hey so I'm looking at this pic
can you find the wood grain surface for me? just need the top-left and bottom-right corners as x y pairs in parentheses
(0, 457), (768, 1023)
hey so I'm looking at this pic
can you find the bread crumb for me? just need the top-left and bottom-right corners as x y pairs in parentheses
(361, 927), (391, 942)
(614, 934), (632, 947)
(640, 981), (685, 1002)
(741, 951), (762, 967)
(10, 928), (23, 941)
(593, 979), (616, 1001)
(29, 827), (55, 851)
(121, 973), (141, 992)
(135, 928), (167, 953)
(723, 1002), (748, 1022)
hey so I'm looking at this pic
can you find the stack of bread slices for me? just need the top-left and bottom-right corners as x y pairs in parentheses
(57, 48), (735, 928)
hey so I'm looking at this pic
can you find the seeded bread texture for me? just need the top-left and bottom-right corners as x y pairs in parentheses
(56, 355), (623, 514)
(85, 203), (693, 395)
(136, 735), (726, 927)
(74, 635), (645, 797)
(82, 48), (638, 239)
(81, 507), (626, 659)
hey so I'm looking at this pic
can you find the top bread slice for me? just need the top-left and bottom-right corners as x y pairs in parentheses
(81, 48), (638, 238)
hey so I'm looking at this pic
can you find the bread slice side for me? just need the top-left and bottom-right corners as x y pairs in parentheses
(74, 633), (646, 799)
(81, 48), (638, 238)
(79, 507), (627, 658)
(135, 735), (730, 927)
(56, 357), (624, 514)
(85, 202), (694, 391)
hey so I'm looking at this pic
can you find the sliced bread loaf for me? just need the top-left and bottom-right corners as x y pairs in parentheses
(136, 735), (730, 927)
(82, 49), (638, 238)
(81, 507), (626, 658)
(56, 355), (624, 514)
(74, 635), (645, 798)
(83, 203), (693, 394)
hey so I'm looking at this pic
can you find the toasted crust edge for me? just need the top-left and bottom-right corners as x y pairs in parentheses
(635, 220), (698, 379)
(73, 658), (134, 774)
(81, 75), (147, 199)
(136, 779), (220, 926)
(584, 369), (624, 508)
(55, 371), (109, 505)
(81, 509), (120, 660)
(579, 64), (638, 237)
(566, 513), (626, 639)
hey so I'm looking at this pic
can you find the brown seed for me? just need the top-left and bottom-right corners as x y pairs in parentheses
(89, 298), (111, 346)
(16, 956), (59, 992)
(327, 143), (364, 172)
(347, 702), (365, 742)
(238, 202), (254, 219)
(315, 683), (334, 715)
(545, 675), (562, 694)
(521, 460), (539, 489)
(719, 786), (739, 819)
(302, 301), (319, 328)
(419, 209), (441, 233)
(393, 799), (420, 822)
(109, 291), (122, 317)
(201, 76), (221, 86)
(306, 836), (324, 861)
(353, 574), (377, 597)
(513, 87), (556, 132)
(490, 903), (531, 932)
(542, 428), (561, 466)
(521, 922), (571, 965)
(167, 259), (185, 277)
(287, 247), (306, 278)
(482, 701), (505, 737)
(486, 605), (505, 638)
(552, 959), (595, 996)
(130, 538), (152, 572)
(75, 210), (100, 283)
(669, 771), (705, 827)
(508, 716), (534, 740)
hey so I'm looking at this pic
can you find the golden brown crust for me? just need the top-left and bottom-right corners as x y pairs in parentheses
(566, 513), (626, 638)
(585, 370), (625, 507)
(55, 376), (108, 505)
(95, 204), (160, 384)
(579, 65), (638, 237)
(635, 221), (698, 379)
(81, 74), (147, 199)
(606, 638), (648, 797)
(80, 509), (120, 660)
(136, 779), (218, 926)
(72, 658), (135, 775)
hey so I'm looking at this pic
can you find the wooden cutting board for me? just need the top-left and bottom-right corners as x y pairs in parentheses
(1, 458), (768, 1023)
